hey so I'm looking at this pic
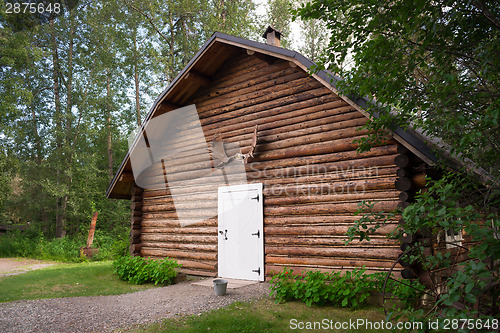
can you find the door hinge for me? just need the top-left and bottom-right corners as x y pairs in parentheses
(251, 230), (260, 238)
(250, 194), (259, 202)
(252, 267), (261, 275)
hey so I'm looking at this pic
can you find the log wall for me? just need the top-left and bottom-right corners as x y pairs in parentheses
(136, 53), (405, 278)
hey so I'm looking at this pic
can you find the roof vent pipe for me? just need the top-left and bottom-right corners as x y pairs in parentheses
(262, 25), (282, 47)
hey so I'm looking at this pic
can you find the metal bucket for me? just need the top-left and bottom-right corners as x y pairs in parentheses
(213, 279), (228, 296)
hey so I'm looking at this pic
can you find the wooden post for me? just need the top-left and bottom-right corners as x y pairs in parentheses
(86, 211), (98, 248)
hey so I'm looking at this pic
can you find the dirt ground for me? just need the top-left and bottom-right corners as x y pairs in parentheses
(0, 258), (56, 276)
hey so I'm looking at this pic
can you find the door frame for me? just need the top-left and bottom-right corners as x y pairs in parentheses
(217, 183), (264, 281)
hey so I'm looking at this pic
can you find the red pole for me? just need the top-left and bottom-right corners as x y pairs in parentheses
(86, 212), (98, 248)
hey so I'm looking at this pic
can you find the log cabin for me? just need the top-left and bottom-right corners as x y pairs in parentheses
(106, 27), (491, 281)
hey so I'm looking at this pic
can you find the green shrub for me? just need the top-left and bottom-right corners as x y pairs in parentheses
(0, 227), (130, 262)
(40, 236), (82, 262)
(113, 255), (181, 285)
(269, 267), (384, 309)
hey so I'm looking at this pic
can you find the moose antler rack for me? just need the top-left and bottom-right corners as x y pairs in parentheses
(210, 125), (258, 169)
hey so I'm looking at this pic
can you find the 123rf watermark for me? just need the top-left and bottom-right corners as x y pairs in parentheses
(289, 318), (499, 331)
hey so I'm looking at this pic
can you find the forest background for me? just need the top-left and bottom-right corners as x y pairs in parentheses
(0, 0), (327, 257)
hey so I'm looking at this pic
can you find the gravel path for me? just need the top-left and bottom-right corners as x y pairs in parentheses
(0, 280), (270, 333)
(0, 258), (56, 276)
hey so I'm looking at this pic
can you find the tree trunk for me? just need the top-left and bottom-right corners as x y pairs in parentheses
(107, 70), (113, 182)
(50, 18), (65, 238)
(133, 28), (141, 126)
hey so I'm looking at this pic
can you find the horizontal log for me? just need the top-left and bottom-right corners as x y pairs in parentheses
(142, 189), (399, 212)
(266, 256), (400, 269)
(265, 246), (401, 260)
(141, 227), (217, 234)
(208, 56), (272, 89)
(140, 234), (216, 244)
(266, 236), (397, 247)
(141, 112), (368, 174)
(178, 268), (217, 277)
(144, 192), (217, 205)
(138, 248), (217, 261)
(197, 71), (307, 112)
(141, 218), (217, 228)
(138, 250), (218, 271)
(141, 242), (216, 251)
(140, 155), (398, 193)
(195, 61), (292, 103)
(202, 94), (343, 134)
(264, 190), (399, 206)
(264, 200), (399, 216)
(142, 211), (216, 220)
(253, 135), (370, 162)
(198, 79), (325, 122)
(159, 112), (367, 156)
(142, 200), (215, 212)
(265, 265), (399, 277)
(176, 259), (217, 271)
(247, 146), (398, 173)
(142, 166), (398, 203)
(220, 113), (366, 148)
(140, 147), (399, 195)
(139, 155), (394, 193)
(265, 224), (398, 236)
(140, 118), (369, 179)
(263, 215), (392, 226)
(139, 187), (398, 213)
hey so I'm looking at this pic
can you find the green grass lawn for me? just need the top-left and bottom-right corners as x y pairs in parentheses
(134, 297), (387, 333)
(0, 260), (158, 302)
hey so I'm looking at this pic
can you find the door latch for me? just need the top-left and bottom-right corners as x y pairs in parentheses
(219, 229), (228, 240)
(252, 267), (261, 275)
(250, 194), (259, 202)
(251, 230), (260, 238)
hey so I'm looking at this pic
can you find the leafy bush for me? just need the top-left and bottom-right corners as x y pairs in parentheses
(113, 255), (181, 285)
(269, 267), (383, 309)
(0, 227), (130, 262)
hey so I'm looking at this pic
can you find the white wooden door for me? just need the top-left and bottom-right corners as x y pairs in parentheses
(218, 183), (264, 281)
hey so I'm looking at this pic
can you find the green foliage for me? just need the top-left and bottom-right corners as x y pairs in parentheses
(0, 0), (259, 240)
(346, 200), (396, 244)
(295, 0), (500, 180)
(138, 298), (385, 333)
(399, 175), (500, 321)
(0, 227), (129, 262)
(113, 255), (181, 285)
(269, 267), (383, 309)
